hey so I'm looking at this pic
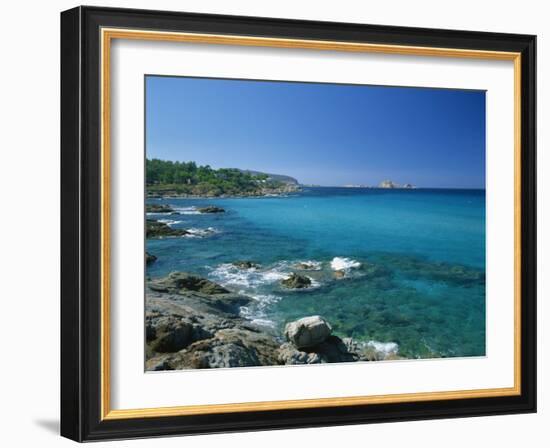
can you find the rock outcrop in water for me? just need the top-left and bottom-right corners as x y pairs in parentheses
(146, 203), (174, 213)
(149, 271), (231, 295)
(146, 219), (189, 238)
(197, 206), (225, 214)
(281, 273), (312, 289)
(146, 252), (157, 265)
(232, 261), (261, 270)
(294, 261), (321, 270)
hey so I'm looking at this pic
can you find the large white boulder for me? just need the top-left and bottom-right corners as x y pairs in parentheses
(284, 315), (332, 349)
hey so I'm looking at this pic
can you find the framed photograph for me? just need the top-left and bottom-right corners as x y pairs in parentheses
(60, 6), (536, 441)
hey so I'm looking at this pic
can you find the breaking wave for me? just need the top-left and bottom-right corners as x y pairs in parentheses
(330, 257), (361, 271)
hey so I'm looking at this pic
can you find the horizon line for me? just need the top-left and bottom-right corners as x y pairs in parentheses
(304, 185), (486, 190)
(145, 158), (484, 190)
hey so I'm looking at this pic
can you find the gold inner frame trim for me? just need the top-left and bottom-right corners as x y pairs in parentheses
(100, 27), (522, 420)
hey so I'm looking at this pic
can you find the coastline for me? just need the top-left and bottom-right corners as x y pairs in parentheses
(146, 176), (301, 200)
(147, 185), (486, 200)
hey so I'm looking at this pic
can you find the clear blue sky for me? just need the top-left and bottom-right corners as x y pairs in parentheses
(146, 76), (485, 188)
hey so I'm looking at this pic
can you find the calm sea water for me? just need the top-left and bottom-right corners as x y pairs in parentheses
(146, 187), (486, 359)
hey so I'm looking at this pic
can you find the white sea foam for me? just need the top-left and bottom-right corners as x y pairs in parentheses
(210, 263), (289, 288)
(294, 260), (322, 271)
(330, 257), (361, 271)
(173, 206), (201, 215)
(366, 340), (399, 356)
(239, 294), (282, 328)
(157, 219), (182, 226)
(184, 227), (218, 238)
(250, 318), (276, 328)
(308, 278), (321, 288)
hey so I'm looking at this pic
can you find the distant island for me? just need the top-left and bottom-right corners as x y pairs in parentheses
(341, 180), (416, 189)
(146, 158), (300, 198)
(378, 180), (415, 189)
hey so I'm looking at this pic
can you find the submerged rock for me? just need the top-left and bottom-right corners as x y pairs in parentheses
(197, 206), (225, 214)
(149, 272), (230, 295)
(333, 270), (346, 279)
(361, 262), (390, 278)
(284, 315), (332, 349)
(146, 252), (157, 265)
(146, 219), (189, 238)
(232, 261), (261, 270)
(146, 203), (174, 213)
(281, 273), (312, 289)
(294, 261), (321, 270)
(378, 254), (485, 286)
(345, 338), (401, 361)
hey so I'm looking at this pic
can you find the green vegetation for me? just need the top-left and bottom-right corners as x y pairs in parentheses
(146, 158), (297, 197)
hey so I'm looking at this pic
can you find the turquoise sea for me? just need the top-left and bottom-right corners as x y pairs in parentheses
(146, 187), (486, 359)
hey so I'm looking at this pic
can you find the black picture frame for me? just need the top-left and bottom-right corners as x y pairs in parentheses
(61, 5), (536, 442)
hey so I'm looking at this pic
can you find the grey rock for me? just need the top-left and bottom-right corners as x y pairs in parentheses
(281, 273), (312, 289)
(149, 272), (230, 295)
(145, 277), (279, 370)
(146, 357), (174, 371)
(166, 327), (279, 369)
(232, 261), (260, 269)
(197, 206), (225, 213)
(146, 203), (174, 213)
(278, 335), (357, 365)
(204, 343), (260, 368)
(284, 315), (332, 349)
(278, 343), (324, 364)
(333, 270), (346, 279)
(147, 316), (194, 352)
(146, 219), (189, 238)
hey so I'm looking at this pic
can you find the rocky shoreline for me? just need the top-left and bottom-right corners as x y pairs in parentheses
(147, 183), (301, 199)
(145, 271), (401, 371)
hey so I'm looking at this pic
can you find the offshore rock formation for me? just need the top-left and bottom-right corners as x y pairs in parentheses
(280, 273), (312, 289)
(145, 252), (157, 265)
(232, 261), (261, 270)
(378, 180), (415, 189)
(146, 219), (189, 238)
(197, 206), (225, 214)
(146, 203), (174, 213)
(149, 272), (231, 296)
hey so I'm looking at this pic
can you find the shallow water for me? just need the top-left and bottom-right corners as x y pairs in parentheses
(146, 187), (486, 359)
